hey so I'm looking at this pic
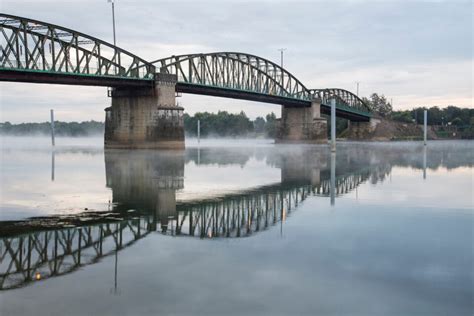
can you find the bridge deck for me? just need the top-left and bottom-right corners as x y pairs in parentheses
(0, 68), (153, 88)
(177, 82), (371, 121)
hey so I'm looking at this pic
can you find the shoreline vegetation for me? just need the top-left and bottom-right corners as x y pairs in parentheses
(1, 94), (472, 139)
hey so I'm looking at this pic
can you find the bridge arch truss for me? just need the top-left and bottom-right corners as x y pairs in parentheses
(0, 14), (155, 86)
(310, 88), (371, 116)
(152, 52), (313, 105)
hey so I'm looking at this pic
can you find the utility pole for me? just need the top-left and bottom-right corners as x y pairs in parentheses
(277, 48), (286, 86)
(108, 0), (117, 46)
(277, 48), (286, 68)
(356, 82), (360, 97)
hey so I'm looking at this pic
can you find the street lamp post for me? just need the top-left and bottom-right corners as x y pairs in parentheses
(356, 82), (360, 97)
(277, 48), (286, 86)
(277, 48), (286, 69)
(108, 0), (117, 46)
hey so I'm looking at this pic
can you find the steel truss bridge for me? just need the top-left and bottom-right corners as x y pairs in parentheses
(0, 13), (371, 121)
(0, 169), (371, 290)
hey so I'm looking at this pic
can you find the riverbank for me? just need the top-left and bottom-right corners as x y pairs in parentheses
(342, 118), (472, 141)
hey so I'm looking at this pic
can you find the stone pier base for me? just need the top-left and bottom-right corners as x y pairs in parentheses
(276, 99), (328, 144)
(104, 73), (184, 149)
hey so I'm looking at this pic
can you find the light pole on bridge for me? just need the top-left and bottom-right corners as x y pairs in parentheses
(278, 48), (286, 85)
(277, 48), (287, 69)
(108, 0), (117, 46)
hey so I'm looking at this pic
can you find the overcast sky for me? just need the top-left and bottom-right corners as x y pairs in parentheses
(0, 0), (472, 123)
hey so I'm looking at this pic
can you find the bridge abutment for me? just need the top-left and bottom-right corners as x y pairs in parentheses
(346, 118), (381, 140)
(276, 99), (327, 144)
(104, 73), (184, 149)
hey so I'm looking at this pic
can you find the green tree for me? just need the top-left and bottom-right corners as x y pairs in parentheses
(265, 112), (278, 138)
(253, 117), (266, 134)
(363, 93), (392, 118)
(451, 117), (463, 126)
(391, 110), (413, 123)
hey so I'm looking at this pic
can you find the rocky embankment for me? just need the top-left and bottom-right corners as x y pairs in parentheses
(342, 118), (437, 141)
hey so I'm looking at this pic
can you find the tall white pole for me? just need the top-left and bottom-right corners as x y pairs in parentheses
(108, 0), (116, 46)
(197, 119), (200, 143)
(50, 109), (55, 147)
(280, 49), (283, 68)
(356, 82), (359, 97)
(331, 98), (336, 152)
(277, 48), (286, 86)
(278, 48), (286, 68)
(423, 110), (427, 146)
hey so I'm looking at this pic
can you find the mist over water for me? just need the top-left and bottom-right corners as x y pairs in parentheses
(0, 136), (473, 316)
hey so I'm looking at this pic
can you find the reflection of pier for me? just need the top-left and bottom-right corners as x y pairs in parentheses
(0, 218), (153, 290)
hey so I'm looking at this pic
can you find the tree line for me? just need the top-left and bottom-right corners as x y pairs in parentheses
(1, 97), (472, 138)
(0, 121), (104, 136)
(362, 93), (473, 126)
(0, 114), (279, 138)
(183, 111), (278, 137)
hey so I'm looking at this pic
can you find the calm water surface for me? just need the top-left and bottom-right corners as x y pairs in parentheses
(0, 137), (473, 316)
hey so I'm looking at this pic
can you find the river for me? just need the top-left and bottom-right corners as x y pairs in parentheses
(0, 137), (472, 315)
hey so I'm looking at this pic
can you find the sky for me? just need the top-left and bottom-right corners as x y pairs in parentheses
(0, 0), (472, 123)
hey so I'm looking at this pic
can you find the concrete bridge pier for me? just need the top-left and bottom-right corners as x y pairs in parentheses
(104, 73), (184, 149)
(276, 98), (327, 144)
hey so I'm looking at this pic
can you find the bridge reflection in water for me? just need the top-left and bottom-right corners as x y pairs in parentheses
(1, 146), (421, 290)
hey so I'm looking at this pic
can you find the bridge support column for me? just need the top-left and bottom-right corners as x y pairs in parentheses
(346, 118), (381, 140)
(276, 99), (327, 144)
(104, 73), (184, 149)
